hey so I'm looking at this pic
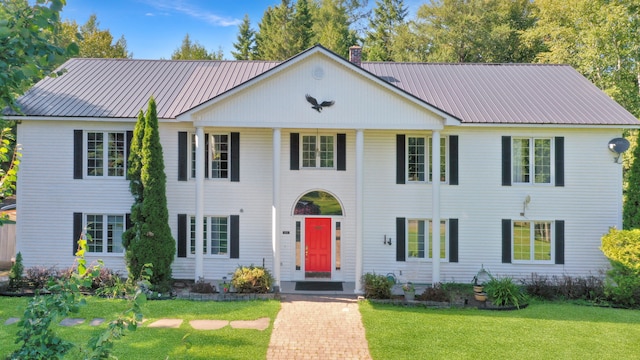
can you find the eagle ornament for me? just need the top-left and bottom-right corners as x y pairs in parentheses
(305, 94), (334, 112)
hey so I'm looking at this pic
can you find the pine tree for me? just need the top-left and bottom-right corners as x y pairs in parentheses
(231, 14), (256, 60)
(292, 0), (315, 51)
(364, 0), (407, 61)
(255, 1), (296, 60)
(313, 0), (357, 58)
(125, 98), (175, 287)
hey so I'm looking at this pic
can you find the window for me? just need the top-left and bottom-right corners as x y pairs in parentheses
(513, 138), (551, 184)
(87, 131), (125, 177)
(513, 221), (553, 262)
(85, 214), (125, 254)
(190, 216), (228, 256)
(407, 219), (447, 260)
(302, 134), (334, 168)
(190, 133), (230, 179)
(407, 136), (447, 182)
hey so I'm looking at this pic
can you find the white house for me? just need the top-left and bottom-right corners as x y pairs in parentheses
(8, 45), (639, 292)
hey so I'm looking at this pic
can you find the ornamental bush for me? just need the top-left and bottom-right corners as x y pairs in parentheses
(232, 265), (274, 293)
(362, 273), (392, 299)
(601, 228), (640, 307)
(484, 276), (527, 308)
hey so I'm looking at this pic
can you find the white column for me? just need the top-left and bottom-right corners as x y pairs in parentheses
(355, 129), (364, 293)
(195, 127), (205, 281)
(431, 131), (441, 284)
(272, 128), (281, 288)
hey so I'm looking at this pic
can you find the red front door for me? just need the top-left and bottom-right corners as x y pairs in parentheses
(305, 218), (331, 273)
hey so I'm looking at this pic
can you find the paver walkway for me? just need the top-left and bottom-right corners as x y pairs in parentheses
(267, 295), (372, 360)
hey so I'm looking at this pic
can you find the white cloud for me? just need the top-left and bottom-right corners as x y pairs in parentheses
(141, 0), (241, 27)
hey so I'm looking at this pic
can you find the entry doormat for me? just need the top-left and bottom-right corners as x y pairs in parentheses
(295, 281), (343, 291)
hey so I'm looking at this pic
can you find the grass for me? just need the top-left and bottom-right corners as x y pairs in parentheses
(0, 296), (280, 359)
(360, 300), (640, 359)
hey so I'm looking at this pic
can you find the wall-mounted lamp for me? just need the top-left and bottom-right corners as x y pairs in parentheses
(384, 235), (392, 246)
(608, 137), (630, 164)
(520, 195), (531, 217)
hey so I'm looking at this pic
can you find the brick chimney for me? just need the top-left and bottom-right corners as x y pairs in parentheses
(349, 46), (362, 67)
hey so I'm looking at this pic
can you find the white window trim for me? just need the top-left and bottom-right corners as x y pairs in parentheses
(85, 131), (126, 179)
(512, 137), (554, 185)
(189, 132), (231, 181)
(512, 220), (555, 264)
(406, 135), (449, 184)
(189, 215), (230, 258)
(84, 213), (126, 256)
(406, 218), (449, 262)
(300, 133), (336, 169)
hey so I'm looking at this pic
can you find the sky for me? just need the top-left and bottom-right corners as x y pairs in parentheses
(60, 0), (425, 60)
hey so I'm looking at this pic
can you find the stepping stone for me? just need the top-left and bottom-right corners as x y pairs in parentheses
(230, 317), (270, 331)
(189, 320), (229, 330)
(89, 318), (105, 326)
(4, 317), (19, 325)
(147, 318), (183, 328)
(60, 318), (85, 327)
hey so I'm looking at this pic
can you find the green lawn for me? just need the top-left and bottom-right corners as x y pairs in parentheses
(360, 300), (640, 360)
(0, 297), (280, 359)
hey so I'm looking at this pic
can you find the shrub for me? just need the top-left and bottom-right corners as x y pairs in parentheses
(521, 273), (556, 300)
(232, 265), (273, 293)
(419, 282), (449, 302)
(521, 273), (606, 302)
(24, 266), (58, 289)
(601, 228), (640, 307)
(484, 276), (527, 308)
(362, 273), (392, 299)
(191, 277), (215, 293)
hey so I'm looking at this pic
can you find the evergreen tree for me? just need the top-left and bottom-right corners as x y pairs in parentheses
(624, 135), (640, 229)
(313, 0), (357, 58)
(171, 34), (223, 60)
(231, 14), (256, 60)
(255, 1), (297, 60)
(126, 98), (175, 286)
(292, 0), (316, 51)
(122, 110), (144, 270)
(57, 14), (131, 59)
(364, 0), (407, 61)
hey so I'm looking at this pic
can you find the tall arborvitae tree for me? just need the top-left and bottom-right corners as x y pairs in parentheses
(231, 14), (256, 60)
(624, 135), (640, 229)
(122, 110), (145, 273)
(364, 0), (407, 61)
(126, 98), (175, 287)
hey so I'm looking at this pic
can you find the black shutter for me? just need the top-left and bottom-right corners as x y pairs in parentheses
(502, 136), (511, 186)
(396, 217), (406, 262)
(449, 135), (458, 185)
(290, 133), (299, 170)
(555, 220), (565, 265)
(449, 219), (458, 263)
(73, 212), (83, 255)
(337, 133), (346, 171)
(205, 134), (209, 178)
(230, 215), (240, 259)
(502, 219), (511, 263)
(177, 214), (187, 258)
(178, 132), (188, 181)
(126, 131), (133, 179)
(396, 135), (405, 184)
(231, 132), (240, 182)
(555, 137), (564, 187)
(74, 130), (83, 179)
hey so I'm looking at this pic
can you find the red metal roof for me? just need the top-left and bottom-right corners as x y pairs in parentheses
(10, 54), (639, 126)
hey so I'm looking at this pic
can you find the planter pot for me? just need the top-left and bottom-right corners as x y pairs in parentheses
(473, 285), (484, 293)
(404, 291), (415, 301)
(474, 292), (487, 302)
